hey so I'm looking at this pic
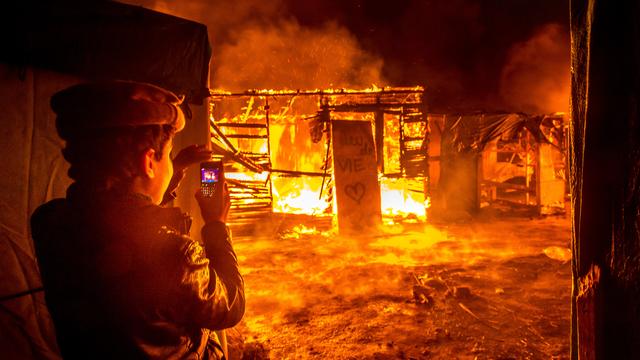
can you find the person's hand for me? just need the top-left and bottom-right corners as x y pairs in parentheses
(160, 145), (213, 205)
(172, 144), (212, 172)
(195, 181), (231, 224)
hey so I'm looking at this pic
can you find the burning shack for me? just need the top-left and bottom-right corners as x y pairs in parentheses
(206, 90), (569, 231)
(208, 87), (430, 233)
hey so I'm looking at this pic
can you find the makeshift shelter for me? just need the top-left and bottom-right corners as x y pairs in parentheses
(207, 88), (429, 229)
(431, 112), (567, 218)
(205, 90), (567, 227)
(0, 2), (211, 359)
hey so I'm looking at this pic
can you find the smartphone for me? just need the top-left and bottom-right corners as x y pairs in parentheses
(200, 161), (223, 197)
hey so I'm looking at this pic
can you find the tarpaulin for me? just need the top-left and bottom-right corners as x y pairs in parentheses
(0, 1), (211, 103)
(0, 65), (80, 360)
(446, 113), (550, 153)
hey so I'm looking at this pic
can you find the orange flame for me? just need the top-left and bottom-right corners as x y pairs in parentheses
(272, 178), (330, 215)
(380, 178), (428, 223)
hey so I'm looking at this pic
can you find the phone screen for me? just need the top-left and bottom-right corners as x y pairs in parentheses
(201, 167), (220, 183)
(200, 161), (223, 197)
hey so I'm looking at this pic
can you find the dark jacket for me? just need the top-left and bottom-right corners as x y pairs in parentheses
(31, 187), (244, 359)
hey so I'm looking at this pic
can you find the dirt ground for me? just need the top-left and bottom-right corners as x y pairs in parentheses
(226, 207), (572, 360)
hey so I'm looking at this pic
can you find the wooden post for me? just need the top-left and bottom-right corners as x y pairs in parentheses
(374, 101), (385, 173)
(571, 0), (640, 358)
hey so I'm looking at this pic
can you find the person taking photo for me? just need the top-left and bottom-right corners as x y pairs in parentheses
(31, 81), (244, 359)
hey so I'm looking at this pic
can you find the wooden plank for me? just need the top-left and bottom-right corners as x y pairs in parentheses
(270, 169), (327, 177)
(215, 122), (267, 128)
(241, 153), (271, 158)
(481, 180), (534, 193)
(331, 120), (382, 234)
(403, 148), (427, 156)
(402, 116), (427, 123)
(403, 136), (425, 142)
(224, 134), (269, 139)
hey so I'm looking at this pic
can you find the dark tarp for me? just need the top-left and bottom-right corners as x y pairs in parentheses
(446, 113), (551, 153)
(0, 1), (211, 103)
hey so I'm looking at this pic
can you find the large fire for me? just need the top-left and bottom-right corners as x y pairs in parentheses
(209, 87), (429, 225)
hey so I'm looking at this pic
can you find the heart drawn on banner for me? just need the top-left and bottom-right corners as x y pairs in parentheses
(344, 182), (366, 204)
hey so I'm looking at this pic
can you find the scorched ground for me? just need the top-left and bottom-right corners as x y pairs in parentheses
(225, 208), (571, 360)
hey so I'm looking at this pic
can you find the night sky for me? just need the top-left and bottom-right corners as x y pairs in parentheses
(285, 0), (569, 111)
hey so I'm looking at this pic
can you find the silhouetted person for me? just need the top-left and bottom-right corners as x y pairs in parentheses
(31, 81), (244, 359)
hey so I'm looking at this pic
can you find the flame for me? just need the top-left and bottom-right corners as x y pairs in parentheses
(272, 177), (330, 215)
(225, 171), (269, 182)
(380, 178), (427, 222)
(424, 196), (432, 209)
(211, 87), (429, 224)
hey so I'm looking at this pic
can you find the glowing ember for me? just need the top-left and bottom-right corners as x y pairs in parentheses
(280, 224), (332, 240)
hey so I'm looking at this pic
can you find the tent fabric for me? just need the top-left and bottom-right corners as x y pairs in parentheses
(446, 113), (550, 153)
(0, 65), (80, 360)
(1, 1), (211, 103)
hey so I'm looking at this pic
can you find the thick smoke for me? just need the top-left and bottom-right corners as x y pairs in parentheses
(281, 0), (569, 113)
(498, 23), (570, 114)
(215, 21), (383, 90)
(124, 1), (568, 113)
(123, 0), (384, 89)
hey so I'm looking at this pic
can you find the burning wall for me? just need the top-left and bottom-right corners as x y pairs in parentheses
(209, 88), (430, 226)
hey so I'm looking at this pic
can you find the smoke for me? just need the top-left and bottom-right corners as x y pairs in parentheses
(215, 21), (383, 90)
(280, 0), (569, 113)
(139, 0), (287, 46)
(498, 23), (570, 114)
(122, 0), (384, 90)
(124, 1), (569, 113)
